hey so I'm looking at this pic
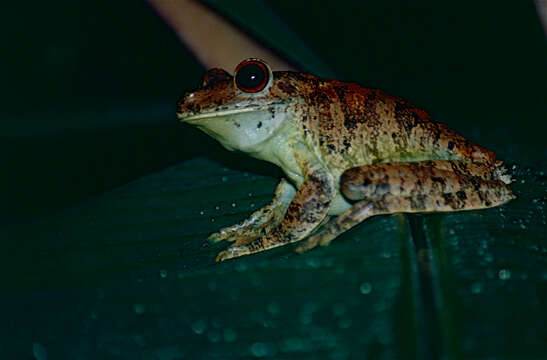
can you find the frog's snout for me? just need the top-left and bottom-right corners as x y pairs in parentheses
(177, 92), (200, 119)
(183, 94), (201, 113)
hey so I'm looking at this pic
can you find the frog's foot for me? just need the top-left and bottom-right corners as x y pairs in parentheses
(214, 216), (333, 261)
(217, 227), (313, 261)
(494, 160), (514, 185)
(208, 217), (283, 247)
(207, 207), (281, 245)
(207, 223), (259, 244)
(216, 246), (246, 262)
(215, 236), (276, 262)
(295, 203), (374, 253)
(208, 178), (296, 245)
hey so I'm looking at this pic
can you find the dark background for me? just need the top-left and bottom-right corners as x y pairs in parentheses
(1, 1), (546, 359)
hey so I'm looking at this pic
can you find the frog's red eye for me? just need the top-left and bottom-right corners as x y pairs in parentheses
(234, 59), (270, 93)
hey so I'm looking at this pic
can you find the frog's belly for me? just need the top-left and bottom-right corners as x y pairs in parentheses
(328, 194), (352, 215)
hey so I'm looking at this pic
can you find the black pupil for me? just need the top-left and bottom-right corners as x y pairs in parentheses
(236, 63), (266, 91)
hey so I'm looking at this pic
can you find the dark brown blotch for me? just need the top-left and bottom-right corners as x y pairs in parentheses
(456, 190), (467, 201)
(277, 81), (297, 95)
(431, 177), (446, 186)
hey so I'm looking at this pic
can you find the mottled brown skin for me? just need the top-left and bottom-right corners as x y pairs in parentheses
(177, 59), (514, 261)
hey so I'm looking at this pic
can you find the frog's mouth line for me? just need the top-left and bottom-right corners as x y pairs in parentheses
(178, 102), (289, 123)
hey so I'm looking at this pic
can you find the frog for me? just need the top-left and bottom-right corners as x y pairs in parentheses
(177, 58), (515, 262)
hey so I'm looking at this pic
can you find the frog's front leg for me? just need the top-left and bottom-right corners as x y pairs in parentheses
(215, 169), (335, 262)
(208, 178), (296, 246)
(296, 160), (515, 252)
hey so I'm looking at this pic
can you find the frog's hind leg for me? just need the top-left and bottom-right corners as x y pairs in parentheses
(296, 160), (515, 252)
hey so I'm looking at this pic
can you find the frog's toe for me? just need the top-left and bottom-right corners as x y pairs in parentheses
(233, 235), (258, 246)
(215, 250), (231, 262)
(208, 228), (242, 243)
(215, 245), (250, 262)
(207, 232), (225, 244)
(294, 235), (320, 254)
(295, 229), (338, 253)
(208, 231), (257, 246)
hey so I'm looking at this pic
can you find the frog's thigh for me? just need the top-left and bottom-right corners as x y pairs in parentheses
(341, 160), (514, 207)
(297, 160), (514, 252)
(208, 178), (296, 245)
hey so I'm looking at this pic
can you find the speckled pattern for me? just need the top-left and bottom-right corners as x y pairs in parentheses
(177, 59), (515, 261)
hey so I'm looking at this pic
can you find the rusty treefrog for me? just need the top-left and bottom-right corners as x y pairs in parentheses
(177, 59), (514, 262)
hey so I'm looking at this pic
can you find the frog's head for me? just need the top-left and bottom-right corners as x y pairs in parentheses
(177, 59), (303, 153)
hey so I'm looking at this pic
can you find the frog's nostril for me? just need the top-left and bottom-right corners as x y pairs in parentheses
(187, 103), (201, 113)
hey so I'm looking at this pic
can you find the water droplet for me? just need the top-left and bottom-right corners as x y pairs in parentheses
(267, 301), (280, 315)
(231, 203), (236, 208)
(250, 203), (256, 208)
(360, 282), (372, 294)
(215, 205), (220, 210)
(134, 304), (145, 315)
(223, 328), (237, 342)
(520, 179), (525, 184)
(250, 342), (269, 357)
(498, 269), (511, 280)
(200, 210), (205, 215)
(191, 320), (207, 335)
(248, 192), (253, 197)
(159, 269), (167, 278)
(471, 282), (483, 294)
(221, 176), (228, 182)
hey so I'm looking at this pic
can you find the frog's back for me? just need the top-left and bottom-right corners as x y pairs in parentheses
(298, 78), (496, 171)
